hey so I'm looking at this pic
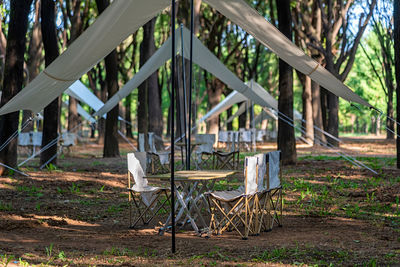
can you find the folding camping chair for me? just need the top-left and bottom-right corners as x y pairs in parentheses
(148, 133), (171, 174)
(240, 129), (253, 151)
(218, 131), (229, 149)
(31, 131), (42, 155)
(206, 156), (259, 239)
(60, 132), (76, 155)
(253, 151), (283, 233)
(18, 132), (32, 156)
(195, 134), (215, 169)
(127, 153), (170, 228)
(213, 131), (240, 170)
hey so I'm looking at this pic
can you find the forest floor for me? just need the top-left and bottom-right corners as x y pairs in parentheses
(0, 136), (399, 266)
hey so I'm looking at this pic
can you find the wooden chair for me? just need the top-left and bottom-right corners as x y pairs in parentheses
(206, 156), (259, 239)
(127, 153), (170, 228)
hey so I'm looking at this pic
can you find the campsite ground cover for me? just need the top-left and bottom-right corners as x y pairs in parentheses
(0, 137), (399, 266)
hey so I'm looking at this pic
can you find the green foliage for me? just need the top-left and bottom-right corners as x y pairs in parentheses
(0, 201), (12, 211)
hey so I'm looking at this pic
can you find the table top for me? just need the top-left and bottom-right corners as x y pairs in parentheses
(145, 170), (236, 181)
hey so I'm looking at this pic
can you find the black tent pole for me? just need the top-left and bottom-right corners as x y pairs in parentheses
(170, 0), (176, 254)
(188, 0), (194, 169)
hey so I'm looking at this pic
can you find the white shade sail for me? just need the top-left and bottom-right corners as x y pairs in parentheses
(0, 0), (372, 117)
(204, 0), (372, 108)
(96, 27), (269, 117)
(65, 80), (124, 121)
(0, 0), (170, 115)
(66, 81), (105, 113)
(62, 100), (96, 123)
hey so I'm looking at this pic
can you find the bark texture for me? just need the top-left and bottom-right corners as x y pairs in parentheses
(0, 0), (33, 175)
(276, 0), (297, 165)
(40, 0), (60, 166)
(96, 0), (120, 157)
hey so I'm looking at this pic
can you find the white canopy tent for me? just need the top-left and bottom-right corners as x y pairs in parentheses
(62, 100), (96, 124)
(65, 80), (124, 122)
(199, 80), (302, 125)
(95, 27), (268, 117)
(0, 0), (373, 117)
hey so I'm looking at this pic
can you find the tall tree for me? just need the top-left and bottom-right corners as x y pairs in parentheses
(146, 19), (163, 140)
(24, 0), (43, 133)
(394, 0), (400, 168)
(370, 3), (395, 139)
(40, 0), (61, 167)
(276, 0), (297, 165)
(96, 0), (120, 157)
(318, 0), (376, 146)
(0, 0), (33, 175)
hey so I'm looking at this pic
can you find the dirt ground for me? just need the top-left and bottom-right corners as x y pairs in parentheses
(0, 137), (399, 266)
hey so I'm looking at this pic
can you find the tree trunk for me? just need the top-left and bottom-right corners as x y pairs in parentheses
(386, 91), (394, 139)
(227, 107), (233, 131)
(125, 93), (133, 138)
(206, 79), (224, 135)
(96, 0), (120, 157)
(394, 0), (400, 168)
(238, 102), (247, 129)
(0, 0), (32, 175)
(297, 71), (313, 142)
(145, 18), (163, 138)
(312, 80), (326, 144)
(40, 0), (60, 167)
(276, 0), (296, 165)
(24, 0), (42, 133)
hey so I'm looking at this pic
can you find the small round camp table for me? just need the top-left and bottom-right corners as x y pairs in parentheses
(145, 170), (236, 235)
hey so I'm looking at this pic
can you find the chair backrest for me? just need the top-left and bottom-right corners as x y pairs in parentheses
(18, 133), (31, 146)
(254, 153), (266, 191)
(244, 156), (258, 195)
(269, 131), (277, 139)
(148, 132), (157, 153)
(127, 153), (148, 190)
(62, 133), (76, 147)
(133, 151), (147, 174)
(218, 131), (229, 142)
(266, 151), (281, 190)
(31, 132), (42, 146)
(138, 133), (145, 152)
(256, 130), (265, 142)
(230, 131), (240, 152)
(241, 130), (252, 142)
(195, 134), (215, 153)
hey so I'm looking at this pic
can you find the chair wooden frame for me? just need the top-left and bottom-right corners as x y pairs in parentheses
(253, 152), (283, 234)
(213, 132), (240, 170)
(206, 157), (259, 239)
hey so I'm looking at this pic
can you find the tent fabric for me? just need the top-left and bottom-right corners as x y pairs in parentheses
(198, 91), (247, 124)
(62, 100), (96, 123)
(225, 102), (247, 125)
(94, 36), (173, 117)
(65, 80), (125, 121)
(247, 80), (302, 120)
(66, 81), (105, 113)
(96, 27), (269, 118)
(0, 0), (170, 115)
(0, 0), (372, 117)
(204, 0), (372, 108)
